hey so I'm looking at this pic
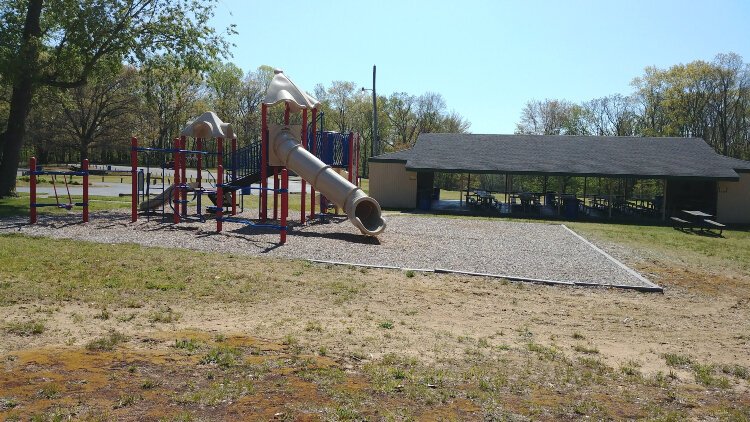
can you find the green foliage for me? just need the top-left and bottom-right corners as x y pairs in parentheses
(86, 330), (128, 351)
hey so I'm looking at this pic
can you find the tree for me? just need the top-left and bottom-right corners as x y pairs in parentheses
(327, 81), (357, 133)
(386, 92), (417, 147)
(515, 99), (579, 135)
(141, 56), (205, 150)
(237, 65), (274, 143)
(206, 62), (243, 128)
(0, 0), (233, 197)
(54, 66), (139, 161)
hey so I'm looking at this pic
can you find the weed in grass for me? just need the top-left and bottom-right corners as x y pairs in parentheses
(124, 299), (143, 309)
(662, 353), (693, 367)
(37, 384), (61, 399)
(0, 397), (18, 410)
(144, 279), (185, 291)
(141, 378), (160, 389)
(572, 331), (585, 340)
(116, 313), (137, 322)
(572, 344), (599, 354)
(693, 364), (731, 388)
(86, 330), (128, 351)
(496, 344), (511, 351)
(477, 338), (490, 348)
(173, 338), (202, 353)
(620, 360), (642, 378)
(405, 270), (415, 278)
(4, 320), (45, 336)
(148, 306), (180, 323)
(305, 321), (324, 333)
(199, 346), (242, 369)
(527, 342), (559, 361)
(214, 333), (226, 342)
(177, 380), (254, 406)
(94, 308), (110, 320)
(720, 364), (749, 380)
(318, 346), (328, 356)
(379, 321), (394, 330)
(113, 393), (140, 409)
(71, 313), (85, 324)
(572, 399), (602, 416)
(517, 326), (533, 339)
(326, 279), (362, 304)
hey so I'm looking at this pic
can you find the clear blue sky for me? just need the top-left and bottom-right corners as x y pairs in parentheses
(211, 0), (750, 134)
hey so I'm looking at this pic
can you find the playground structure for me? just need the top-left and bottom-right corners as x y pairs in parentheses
(126, 70), (385, 242)
(28, 157), (89, 224)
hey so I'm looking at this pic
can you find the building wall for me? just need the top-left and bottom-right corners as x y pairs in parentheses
(369, 162), (417, 209)
(717, 173), (750, 224)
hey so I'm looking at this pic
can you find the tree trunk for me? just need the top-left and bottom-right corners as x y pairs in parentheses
(0, 0), (43, 197)
(80, 138), (90, 162)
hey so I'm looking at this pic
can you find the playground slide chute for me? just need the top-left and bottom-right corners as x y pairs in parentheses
(271, 126), (386, 236)
(139, 182), (200, 212)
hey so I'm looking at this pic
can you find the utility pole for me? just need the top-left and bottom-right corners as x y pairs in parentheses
(372, 65), (378, 157)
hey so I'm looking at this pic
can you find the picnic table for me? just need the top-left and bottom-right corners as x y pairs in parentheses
(672, 210), (725, 235)
(466, 190), (497, 208)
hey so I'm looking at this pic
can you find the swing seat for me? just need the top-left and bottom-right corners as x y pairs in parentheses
(58, 204), (74, 210)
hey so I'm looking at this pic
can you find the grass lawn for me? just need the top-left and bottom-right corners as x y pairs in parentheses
(1, 213), (749, 419)
(0, 193), (131, 218)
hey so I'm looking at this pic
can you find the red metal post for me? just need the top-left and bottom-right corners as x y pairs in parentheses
(29, 157), (37, 224)
(355, 133), (361, 186)
(261, 104), (268, 221)
(131, 137), (138, 222)
(196, 138), (203, 188)
(82, 159), (89, 223)
(173, 137), (180, 224)
(217, 164), (223, 232)
(273, 167), (278, 220)
(180, 136), (187, 216)
(300, 108), (307, 223)
(310, 108), (317, 218)
(280, 168), (288, 244)
(348, 131), (355, 183)
(217, 137), (224, 220)
(231, 137), (237, 215)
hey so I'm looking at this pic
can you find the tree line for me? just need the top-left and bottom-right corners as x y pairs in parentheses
(1, 60), (471, 181)
(515, 52), (750, 160)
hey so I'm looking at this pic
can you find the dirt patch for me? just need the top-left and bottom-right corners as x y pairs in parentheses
(0, 333), (482, 421)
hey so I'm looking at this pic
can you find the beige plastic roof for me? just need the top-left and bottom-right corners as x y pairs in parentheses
(180, 111), (235, 138)
(263, 70), (320, 111)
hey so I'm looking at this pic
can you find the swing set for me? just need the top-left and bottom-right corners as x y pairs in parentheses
(28, 157), (90, 224)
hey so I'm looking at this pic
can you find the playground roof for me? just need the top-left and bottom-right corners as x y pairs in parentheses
(263, 70), (320, 112)
(370, 134), (750, 180)
(180, 111), (234, 139)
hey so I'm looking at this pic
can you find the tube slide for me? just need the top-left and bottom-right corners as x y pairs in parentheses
(271, 127), (386, 236)
(139, 182), (199, 212)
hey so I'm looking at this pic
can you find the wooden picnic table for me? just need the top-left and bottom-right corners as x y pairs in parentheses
(676, 210), (726, 235)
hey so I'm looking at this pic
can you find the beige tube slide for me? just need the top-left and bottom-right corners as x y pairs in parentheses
(271, 127), (386, 236)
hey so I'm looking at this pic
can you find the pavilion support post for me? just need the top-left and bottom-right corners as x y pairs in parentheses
(661, 178), (667, 221)
(459, 174), (463, 207)
(504, 173), (509, 204)
(542, 176), (548, 206)
(467, 173), (471, 205)
(583, 177), (588, 214)
(608, 179), (613, 218)
(557, 177), (563, 216)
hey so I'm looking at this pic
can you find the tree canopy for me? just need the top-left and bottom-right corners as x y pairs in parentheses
(0, 0), (234, 197)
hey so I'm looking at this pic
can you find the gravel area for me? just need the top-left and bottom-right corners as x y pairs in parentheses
(0, 211), (659, 290)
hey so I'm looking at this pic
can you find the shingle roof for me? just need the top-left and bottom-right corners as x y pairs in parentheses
(370, 134), (749, 180)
